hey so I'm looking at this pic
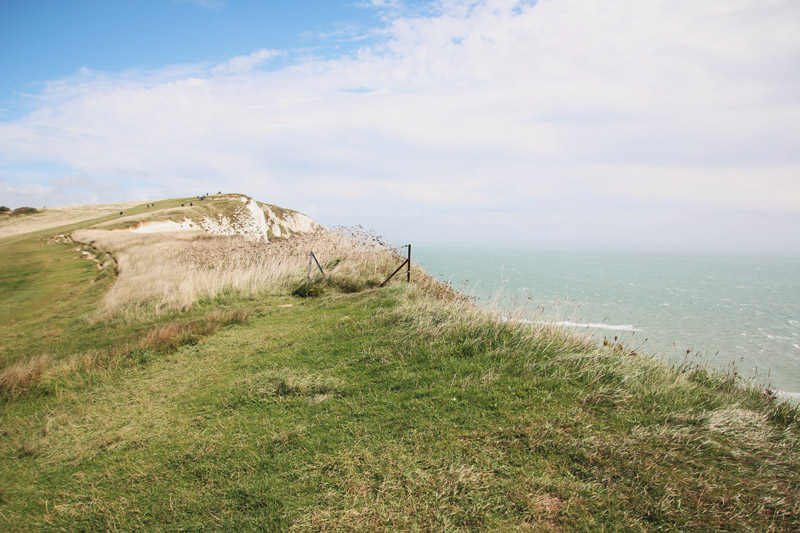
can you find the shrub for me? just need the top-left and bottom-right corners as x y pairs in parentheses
(10, 207), (38, 216)
(327, 276), (368, 294)
(292, 282), (325, 298)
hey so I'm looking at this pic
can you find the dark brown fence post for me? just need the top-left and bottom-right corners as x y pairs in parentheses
(406, 243), (411, 283)
(380, 244), (411, 287)
(311, 252), (325, 279)
(306, 252), (325, 283)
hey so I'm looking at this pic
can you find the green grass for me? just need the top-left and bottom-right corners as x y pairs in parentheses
(0, 198), (255, 383)
(0, 229), (117, 368)
(1, 203), (799, 531)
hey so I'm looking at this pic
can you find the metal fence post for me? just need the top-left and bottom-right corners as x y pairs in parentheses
(407, 243), (411, 283)
(311, 252), (325, 279)
(379, 244), (411, 287)
(307, 252), (325, 284)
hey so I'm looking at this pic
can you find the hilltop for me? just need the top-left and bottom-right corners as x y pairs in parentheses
(93, 193), (320, 242)
(1, 196), (799, 531)
(0, 193), (319, 242)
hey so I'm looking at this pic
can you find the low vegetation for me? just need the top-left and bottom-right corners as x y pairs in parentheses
(0, 206), (39, 216)
(1, 197), (798, 531)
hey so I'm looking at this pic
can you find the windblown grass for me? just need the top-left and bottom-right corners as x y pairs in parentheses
(72, 226), (422, 318)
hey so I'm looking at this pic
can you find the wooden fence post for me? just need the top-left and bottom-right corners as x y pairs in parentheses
(380, 244), (411, 287)
(406, 243), (411, 283)
(306, 252), (325, 283)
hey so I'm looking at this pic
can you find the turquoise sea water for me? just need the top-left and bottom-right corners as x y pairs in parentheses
(413, 246), (800, 400)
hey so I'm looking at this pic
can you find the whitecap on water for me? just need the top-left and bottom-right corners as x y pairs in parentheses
(776, 390), (800, 403)
(534, 320), (641, 332)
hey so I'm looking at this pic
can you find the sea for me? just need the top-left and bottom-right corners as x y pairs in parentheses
(413, 245), (800, 401)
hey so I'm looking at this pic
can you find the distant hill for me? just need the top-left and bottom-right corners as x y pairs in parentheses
(0, 193), (320, 242)
(88, 193), (320, 242)
(0, 200), (142, 238)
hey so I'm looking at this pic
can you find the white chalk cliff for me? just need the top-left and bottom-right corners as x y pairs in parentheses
(198, 194), (319, 242)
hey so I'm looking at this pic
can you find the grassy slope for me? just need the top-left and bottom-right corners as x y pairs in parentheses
(0, 202), (141, 239)
(0, 196), (221, 368)
(0, 230), (109, 367)
(1, 203), (799, 531)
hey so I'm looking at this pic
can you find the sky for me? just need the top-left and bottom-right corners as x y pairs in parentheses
(1, 0), (799, 248)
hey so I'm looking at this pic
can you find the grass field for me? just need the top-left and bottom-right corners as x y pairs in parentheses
(1, 199), (799, 531)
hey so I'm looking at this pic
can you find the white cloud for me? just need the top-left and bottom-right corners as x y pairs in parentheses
(212, 49), (285, 74)
(1, 0), (799, 246)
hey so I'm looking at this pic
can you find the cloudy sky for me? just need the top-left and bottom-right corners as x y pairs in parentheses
(1, 0), (799, 248)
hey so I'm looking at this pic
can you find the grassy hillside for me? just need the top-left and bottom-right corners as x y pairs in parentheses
(1, 199), (799, 531)
(0, 201), (140, 238)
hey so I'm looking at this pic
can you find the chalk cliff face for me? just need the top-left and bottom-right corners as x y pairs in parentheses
(118, 194), (321, 242)
(197, 194), (320, 242)
(264, 204), (317, 239)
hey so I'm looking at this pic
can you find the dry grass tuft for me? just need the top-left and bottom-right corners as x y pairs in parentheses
(224, 369), (344, 409)
(139, 323), (203, 353)
(138, 310), (250, 352)
(0, 354), (53, 398)
(706, 405), (773, 445)
(1, 310), (249, 401)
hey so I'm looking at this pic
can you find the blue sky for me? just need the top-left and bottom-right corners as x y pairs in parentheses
(1, 0), (393, 116)
(1, 0), (799, 248)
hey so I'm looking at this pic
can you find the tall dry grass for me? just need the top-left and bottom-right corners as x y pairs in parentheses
(71, 227), (409, 318)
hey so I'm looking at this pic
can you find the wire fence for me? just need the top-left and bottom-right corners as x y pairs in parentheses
(303, 244), (412, 286)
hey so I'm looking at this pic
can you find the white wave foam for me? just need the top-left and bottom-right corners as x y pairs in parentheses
(776, 390), (800, 402)
(767, 335), (795, 341)
(534, 320), (642, 332)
